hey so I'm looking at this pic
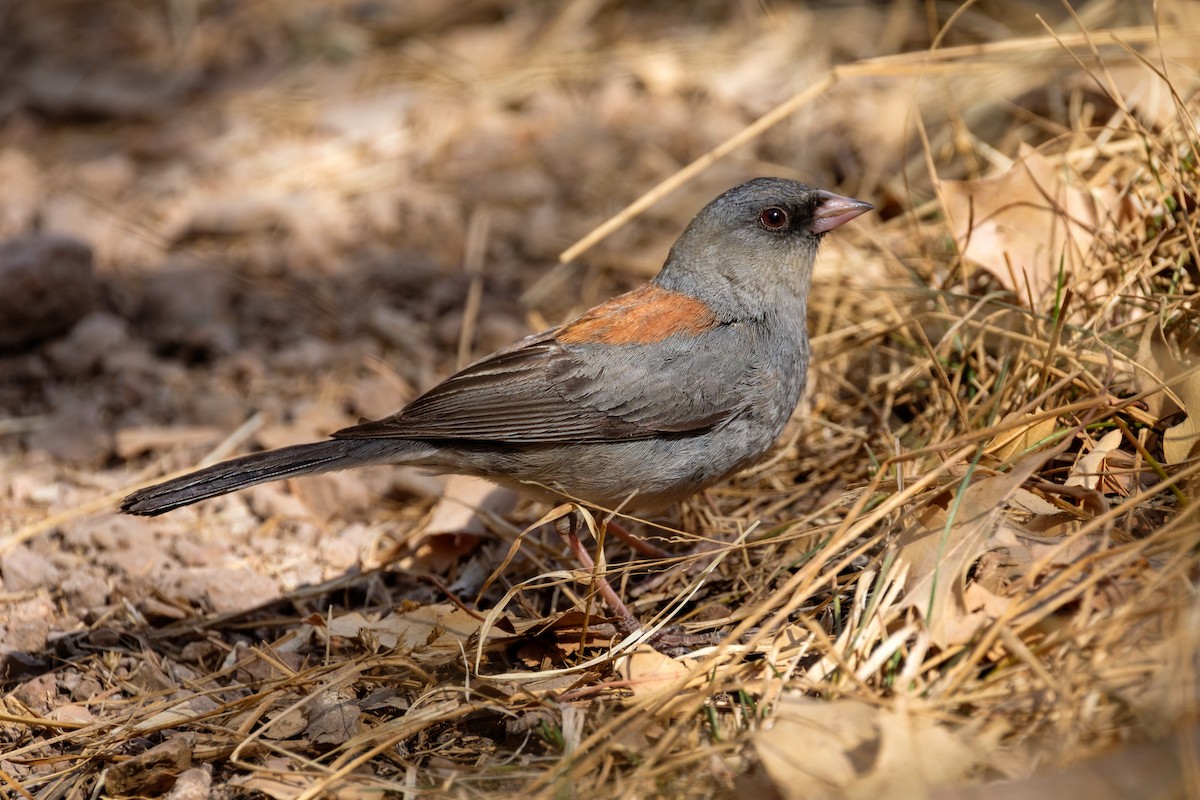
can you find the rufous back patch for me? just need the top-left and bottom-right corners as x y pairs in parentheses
(556, 285), (718, 346)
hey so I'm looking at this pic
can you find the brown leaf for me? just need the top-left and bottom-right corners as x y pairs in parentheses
(1132, 325), (1200, 466)
(894, 453), (1049, 648)
(939, 145), (1116, 304)
(334, 604), (486, 653)
(985, 411), (1059, 464)
(228, 772), (308, 800)
(1163, 366), (1200, 466)
(976, 525), (1096, 601)
(105, 734), (195, 796)
(618, 647), (692, 702)
(1065, 429), (1127, 493)
(261, 703), (308, 741)
(757, 696), (999, 800)
(305, 690), (362, 746)
(933, 725), (1200, 800)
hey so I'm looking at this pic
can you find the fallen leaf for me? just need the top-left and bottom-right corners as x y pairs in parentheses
(407, 475), (519, 571)
(985, 411), (1059, 464)
(1065, 429), (1126, 491)
(356, 604), (486, 652)
(618, 647), (691, 702)
(1008, 488), (1063, 517)
(976, 525), (1096, 601)
(47, 703), (94, 725)
(105, 734), (195, 796)
(894, 453), (1049, 647)
(962, 581), (1013, 618)
(1163, 366), (1200, 466)
(228, 773), (307, 800)
(261, 704), (308, 740)
(757, 696), (999, 800)
(939, 145), (1117, 305)
(305, 690), (362, 746)
(1131, 325), (1200, 467)
(423, 474), (518, 536)
(934, 725), (1200, 800)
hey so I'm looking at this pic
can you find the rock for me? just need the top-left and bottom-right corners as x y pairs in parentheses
(0, 546), (61, 592)
(21, 63), (189, 121)
(0, 596), (55, 658)
(12, 672), (57, 714)
(167, 567), (278, 614)
(61, 571), (110, 609)
(138, 261), (236, 357)
(0, 234), (95, 348)
(45, 312), (130, 375)
(26, 396), (113, 465)
(165, 765), (213, 800)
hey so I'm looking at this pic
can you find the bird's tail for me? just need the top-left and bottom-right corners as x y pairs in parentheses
(121, 439), (409, 516)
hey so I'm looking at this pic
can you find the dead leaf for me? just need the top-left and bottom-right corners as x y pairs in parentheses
(105, 734), (195, 796)
(618, 647), (692, 702)
(976, 525), (1096, 601)
(423, 475), (517, 536)
(1008, 488), (1064, 517)
(325, 610), (372, 639)
(305, 690), (362, 746)
(894, 453), (1049, 648)
(934, 725), (1200, 800)
(1163, 366), (1200, 466)
(336, 604), (486, 653)
(1065, 429), (1126, 491)
(228, 772), (308, 800)
(406, 475), (519, 571)
(985, 411), (1059, 464)
(757, 696), (998, 800)
(939, 145), (1117, 305)
(47, 703), (95, 725)
(261, 704), (308, 740)
(1131, 325), (1200, 466)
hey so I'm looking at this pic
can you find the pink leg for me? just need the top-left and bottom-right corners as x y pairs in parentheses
(557, 515), (642, 635)
(606, 519), (671, 559)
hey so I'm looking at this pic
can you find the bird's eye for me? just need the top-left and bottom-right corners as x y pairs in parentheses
(759, 207), (789, 230)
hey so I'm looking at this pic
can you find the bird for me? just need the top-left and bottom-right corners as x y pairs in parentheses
(121, 178), (871, 628)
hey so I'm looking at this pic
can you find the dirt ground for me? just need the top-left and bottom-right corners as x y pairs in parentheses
(2, 2), (1200, 798)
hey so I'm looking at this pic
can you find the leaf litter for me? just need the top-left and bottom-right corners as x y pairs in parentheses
(1, 1), (1200, 798)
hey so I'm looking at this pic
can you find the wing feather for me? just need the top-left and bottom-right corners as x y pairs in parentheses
(334, 329), (739, 444)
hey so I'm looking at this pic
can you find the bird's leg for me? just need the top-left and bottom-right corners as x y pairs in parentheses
(555, 512), (642, 636)
(605, 518), (671, 559)
(554, 511), (722, 654)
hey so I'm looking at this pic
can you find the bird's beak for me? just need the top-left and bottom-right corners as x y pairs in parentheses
(812, 191), (874, 234)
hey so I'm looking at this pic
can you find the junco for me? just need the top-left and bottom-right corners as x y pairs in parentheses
(121, 178), (870, 631)
(122, 178), (870, 518)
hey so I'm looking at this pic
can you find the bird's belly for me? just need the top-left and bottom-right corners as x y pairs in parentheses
(435, 418), (785, 512)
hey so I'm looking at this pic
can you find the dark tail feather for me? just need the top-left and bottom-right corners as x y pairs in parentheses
(121, 439), (398, 516)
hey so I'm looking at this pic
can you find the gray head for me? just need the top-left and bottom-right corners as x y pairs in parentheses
(654, 178), (872, 320)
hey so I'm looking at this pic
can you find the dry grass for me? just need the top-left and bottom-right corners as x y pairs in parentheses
(2, 1), (1200, 798)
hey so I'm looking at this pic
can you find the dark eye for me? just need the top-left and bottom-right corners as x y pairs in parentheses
(759, 207), (789, 230)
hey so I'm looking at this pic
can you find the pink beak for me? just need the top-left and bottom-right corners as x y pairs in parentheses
(812, 191), (874, 234)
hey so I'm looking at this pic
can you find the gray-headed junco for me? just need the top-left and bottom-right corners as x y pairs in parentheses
(122, 179), (872, 525)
